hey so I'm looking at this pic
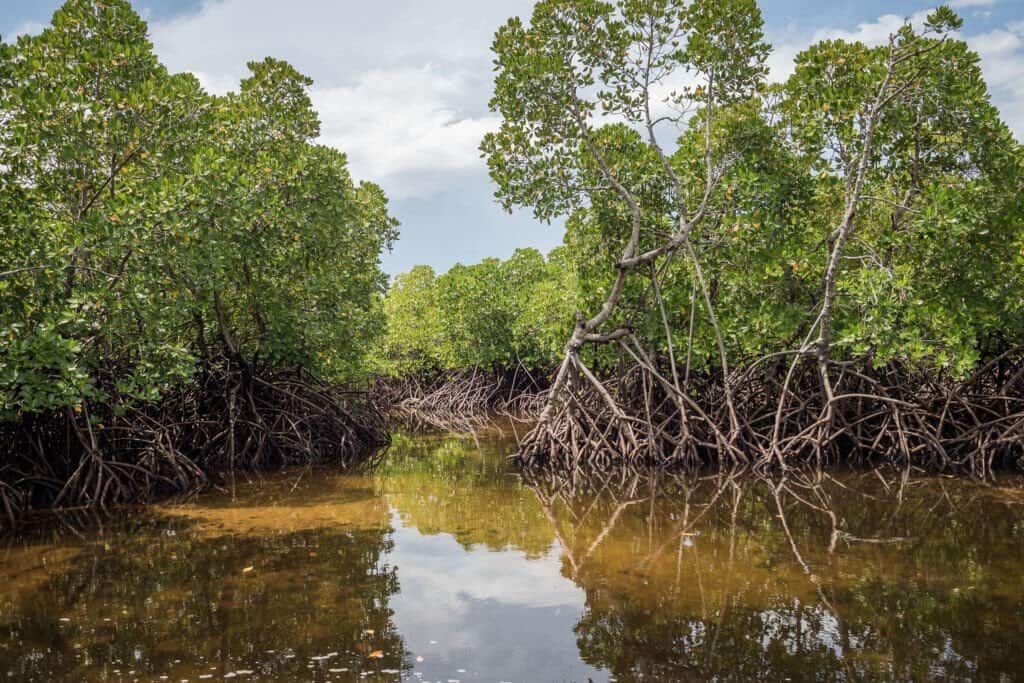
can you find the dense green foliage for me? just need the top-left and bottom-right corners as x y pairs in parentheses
(4, 0), (1024, 475)
(373, 247), (580, 375)
(0, 0), (397, 420)
(382, 1), (1023, 387)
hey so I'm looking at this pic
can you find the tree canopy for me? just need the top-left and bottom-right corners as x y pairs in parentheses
(0, 0), (397, 420)
(479, 0), (1024, 383)
(372, 248), (580, 376)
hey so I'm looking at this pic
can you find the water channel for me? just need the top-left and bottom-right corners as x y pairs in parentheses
(2, 423), (1023, 681)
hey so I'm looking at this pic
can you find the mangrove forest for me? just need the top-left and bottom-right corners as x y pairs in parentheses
(1, 0), (1023, 681)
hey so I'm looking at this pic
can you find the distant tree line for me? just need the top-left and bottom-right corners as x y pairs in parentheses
(372, 247), (579, 377)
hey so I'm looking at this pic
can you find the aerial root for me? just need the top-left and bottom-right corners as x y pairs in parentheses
(514, 357), (1024, 475)
(0, 364), (389, 531)
(373, 364), (548, 432)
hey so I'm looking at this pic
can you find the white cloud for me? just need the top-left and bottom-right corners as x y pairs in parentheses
(189, 70), (238, 97)
(813, 13), (917, 46)
(143, 0), (1023, 205)
(312, 67), (499, 199)
(149, 0), (530, 87)
(765, 41), (804, 83)
(386, 515), (591, 668)
(9, 21), (45, 38)
(969, 24), (1024, 138)
(147, 0), (533, 199)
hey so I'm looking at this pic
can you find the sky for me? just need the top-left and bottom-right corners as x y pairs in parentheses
(3, 0), (1023, 277)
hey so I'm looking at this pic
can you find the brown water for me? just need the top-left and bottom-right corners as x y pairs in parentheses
(2, 425), (1024, 682)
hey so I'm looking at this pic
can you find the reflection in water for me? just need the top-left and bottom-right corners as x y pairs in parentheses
(0, 425), (1022, 682)
(526, 466), (1024, 681)
(1, 491), (405, 681)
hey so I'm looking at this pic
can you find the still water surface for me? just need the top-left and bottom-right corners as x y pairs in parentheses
(2, 424), (1024, 682)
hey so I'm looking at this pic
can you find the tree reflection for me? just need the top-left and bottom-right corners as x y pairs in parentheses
(1, 502), (408, 681)
(2, 430), (1022, 683)
(522, 466), (1024, 681)
(375, 430), (555, 556)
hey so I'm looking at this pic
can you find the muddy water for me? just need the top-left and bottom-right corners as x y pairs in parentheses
(2, 425), (1023, 682)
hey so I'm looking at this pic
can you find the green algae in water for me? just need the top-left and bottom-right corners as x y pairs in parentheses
(1, 426), (1023, 682)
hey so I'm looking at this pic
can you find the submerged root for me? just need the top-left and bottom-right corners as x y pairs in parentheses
(0, 364), (389, 530)
(516, 355), (1024, 475)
